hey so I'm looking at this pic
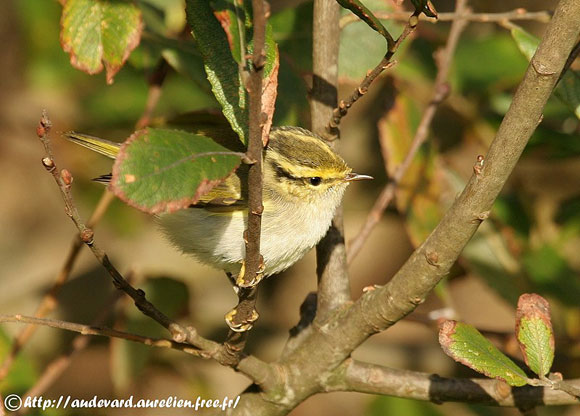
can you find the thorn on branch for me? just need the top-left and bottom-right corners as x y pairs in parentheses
(241, 154), (258, 165)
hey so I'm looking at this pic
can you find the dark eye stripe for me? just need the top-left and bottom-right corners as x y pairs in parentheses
(272, 162), (298, 181)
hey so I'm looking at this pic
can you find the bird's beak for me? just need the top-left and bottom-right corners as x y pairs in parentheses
(345, 172), (373, 182)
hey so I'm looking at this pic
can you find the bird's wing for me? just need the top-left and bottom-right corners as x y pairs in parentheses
(64, 131), (248, 212)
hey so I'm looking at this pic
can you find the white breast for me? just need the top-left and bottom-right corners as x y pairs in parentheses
(157, 185), (347, 277)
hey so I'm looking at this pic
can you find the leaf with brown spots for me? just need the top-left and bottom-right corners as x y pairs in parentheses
(439, 320), (528, 387)
(111, 128), (243, 214)
(60, 0), (143, 84)
(515, 293), (555, 377)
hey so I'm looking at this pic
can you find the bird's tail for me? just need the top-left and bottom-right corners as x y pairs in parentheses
(63, 132), (120, 159)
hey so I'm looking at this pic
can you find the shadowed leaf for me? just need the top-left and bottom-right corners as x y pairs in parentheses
(60, 0), (143, 84)
(515, 293), (554, 377)
(111, 128), (242, 214)
(439, 320), (528, 387)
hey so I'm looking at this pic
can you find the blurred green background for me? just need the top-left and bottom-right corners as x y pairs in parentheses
(0, 0), (579, 415)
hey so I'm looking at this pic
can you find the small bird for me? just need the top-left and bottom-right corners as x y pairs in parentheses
(65, 126), (371, 280)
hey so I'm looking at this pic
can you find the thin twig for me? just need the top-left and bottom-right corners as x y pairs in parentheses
(32, 113), (276, 385)
(35, 112), (221, 354)
(17, 290), (123, 407)
(136, 58), (170, 129)
(0, 314), (205, 357)
(347, 0), (469, 263)
(221, 0), (268, 366)
(0, 191), (114, 380)
(340, 9), (552, 28)
(329, 13), (418, 131)
(0, 58), (171, 382)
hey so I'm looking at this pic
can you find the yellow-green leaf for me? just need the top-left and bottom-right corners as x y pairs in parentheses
(439, 320), (528, 387)
(515, 293), (555, 377)
(60, 0), (143, 84)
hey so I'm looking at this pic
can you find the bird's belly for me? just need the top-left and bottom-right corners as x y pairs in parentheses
(157, 204), (334, 276)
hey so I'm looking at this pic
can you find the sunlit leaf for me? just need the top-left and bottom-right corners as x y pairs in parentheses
(186, 0), (279, 144)
(439, 320), (528, 387)
(515, 293), (554, 377)
(60, 0), (143, 84)
(111, 128), (242, 214)
(186, 0), (247, 142)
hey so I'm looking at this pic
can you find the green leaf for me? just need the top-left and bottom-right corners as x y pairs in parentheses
(186, 0), (279, 144)
(439, 320), (528, 387)
(556, 70), (580, 119)
(186, 0), (247, 141)
(510, 25), (538, 61)
(111, 128), (242, 214)
(511, 25), (580, 119)
(453, 34), (528, 94)
(61, 0), (143, 84)
(515, 294), (554, 377)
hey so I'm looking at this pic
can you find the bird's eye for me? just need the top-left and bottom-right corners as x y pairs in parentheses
(309, 177), (322, 186)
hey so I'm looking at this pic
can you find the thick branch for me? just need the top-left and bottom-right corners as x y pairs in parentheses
(229, 1), (580, 413)
(311, 0), (350, 323)
(326, 360), (580, 406)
